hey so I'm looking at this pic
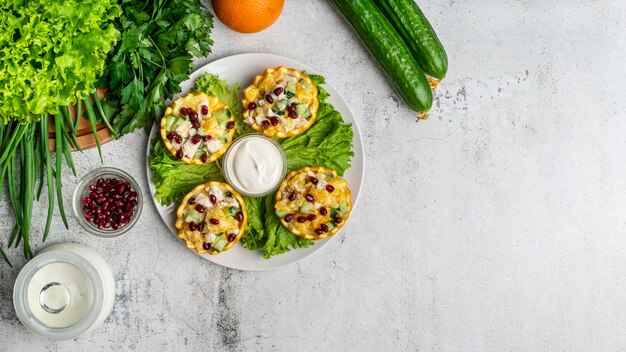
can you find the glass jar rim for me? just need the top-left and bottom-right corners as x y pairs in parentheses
(13, 250), (105, 340)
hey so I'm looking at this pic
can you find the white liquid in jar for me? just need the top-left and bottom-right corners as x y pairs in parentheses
(26, 262), (92, 328)
(225, 136), (284, 195)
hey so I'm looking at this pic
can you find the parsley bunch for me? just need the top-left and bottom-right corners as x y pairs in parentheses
(99, 0), (214, 136)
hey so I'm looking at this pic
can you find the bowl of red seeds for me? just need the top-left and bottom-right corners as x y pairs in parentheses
(72, 167), (143, 237)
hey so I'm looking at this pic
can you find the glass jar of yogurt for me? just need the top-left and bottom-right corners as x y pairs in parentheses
(13, 243), (115, 340)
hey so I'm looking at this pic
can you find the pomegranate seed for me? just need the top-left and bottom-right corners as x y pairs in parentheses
(227, 234), (237, 242)
(288, 111), (298, 119)
(226, 120), (235, 129)
(189, 116), (198, 124)
(287, 105), (296, 113)
(176, 149), (184, 159)
(265, 94), (274, 103)
(209, 218), (220, 225)
(288, 192), (297, 201)
(284, 214), (294, 223)
(309, 176), (318, 185)
(111, 223), (119, 230)
(165, 131), (175, 140)
(319, 207), (328, 216)
(274, 87), (284, 95)
(195, 204), (205, 213)
(270, 117), (278, 126)
(189, 111), (198, 119)
(314, 228), (323, 235)
(124, 203), (134, 212)
(89, 185), (96, 191)
(305, 194), (314, 202)
(192, 121), (200, 129)
(307, 214), (317, 221)
(201, 153), (208, 163)
(202, 242), (211, 250)
(261, 120), (270, 129)
(174, 135), (182, 144)
(191, 134), (201, 144)
(81, 197), (90, 205)
(235, 212), (244, 222)
(198, 223), (205, 232)
(189, 221), (197, 231)
(333, 217), (342, 224)
(326, 185), (335, 193)
(202, 135), (212, 141)
(201, 105), (208, 115)
(180, 108), (189, 116)
(210, 195), (217, 204)
(297, 216), (307, 223)
(188, 197), (196, 205)
(320, 224), (329, 232)
(247, 102), (257, 110)
(85, 214), (94, 222)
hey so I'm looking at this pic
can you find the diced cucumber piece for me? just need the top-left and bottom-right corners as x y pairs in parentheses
(285, 81), (296, 97)
(225, 191), (233, 197)
(172, 117), (185, 129)
(193, 150), (204, 159)
(212, 234), (227, 252)
(338, 201), (350, 215)
(299, 202), (312, 214)
(296, 104), (310, 119)
(326, 222), (336, 231)
(219, 136), (228, 144)
(331, 208), (338, 218)
(276, 100), (288, 110)
(164, 115), (177, 130)
(185, 208), (201, 223)
(275, 210), (288, 217)
(197, 127), (207, 136)
(213, 109), (229, 124)
(299, 79), (312, 90)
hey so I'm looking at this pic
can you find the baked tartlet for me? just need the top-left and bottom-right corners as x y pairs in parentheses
(242, 66), (319, 138)
(275, 166), (352, 240)
(176, 182), (248, 255)
(161, 92), (235, 165)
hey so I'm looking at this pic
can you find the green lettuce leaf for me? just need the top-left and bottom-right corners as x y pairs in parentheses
(149, 139), (223, 205)
(0, 0), (120, 124)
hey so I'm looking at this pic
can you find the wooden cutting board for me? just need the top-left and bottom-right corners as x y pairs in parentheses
(47, 89), (114, 151)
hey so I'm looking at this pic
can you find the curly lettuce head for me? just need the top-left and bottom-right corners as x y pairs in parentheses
(0, 0), (120, 124)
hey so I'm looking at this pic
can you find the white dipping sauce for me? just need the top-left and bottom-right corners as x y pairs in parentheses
(225, 136), (285, 195)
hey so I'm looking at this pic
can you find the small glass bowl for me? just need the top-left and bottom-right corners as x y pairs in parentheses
(222, 133), (288, 197)
(72, 167), (143, 238)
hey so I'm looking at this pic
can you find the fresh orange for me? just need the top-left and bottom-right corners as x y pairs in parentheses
(211, 0), (285, 33)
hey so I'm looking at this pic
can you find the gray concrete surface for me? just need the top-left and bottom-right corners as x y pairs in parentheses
(2, 0), (626, 350)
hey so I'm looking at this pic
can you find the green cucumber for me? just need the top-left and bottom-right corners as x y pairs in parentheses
(373, 0), (447, 79)
(213, 109), (230, 124)
(275, 210), (288, 217)
(330, 0), (432, 112)
(326, 222), (337, 231)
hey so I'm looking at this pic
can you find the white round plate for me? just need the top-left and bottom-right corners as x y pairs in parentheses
(146, 53), (364, 271)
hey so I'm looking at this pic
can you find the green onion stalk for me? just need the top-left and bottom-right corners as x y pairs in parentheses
(0, 97), (118, 265)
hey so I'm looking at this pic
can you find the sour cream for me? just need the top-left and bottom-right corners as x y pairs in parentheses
(223, 134), (287, 196)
